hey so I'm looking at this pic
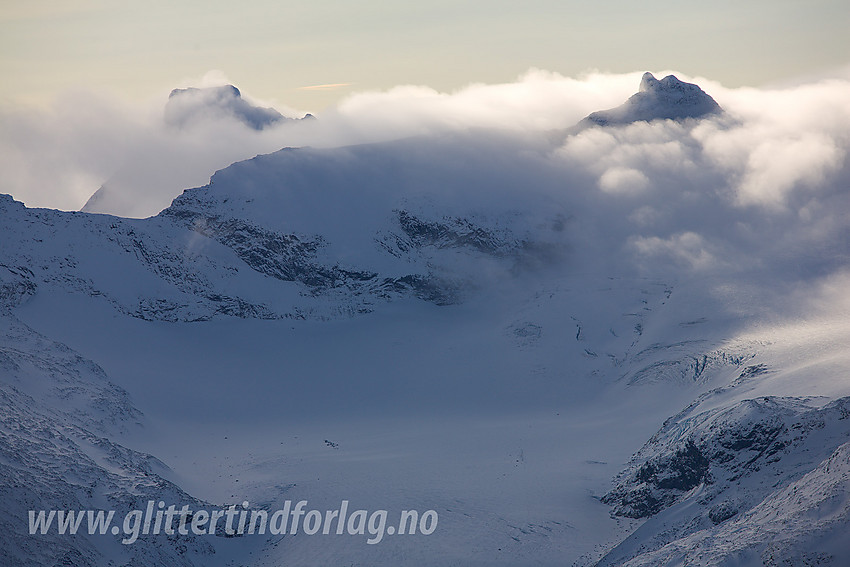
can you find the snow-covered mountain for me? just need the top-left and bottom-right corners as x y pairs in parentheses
(580, 72), (722, 127)
(2, 72), (849, 566)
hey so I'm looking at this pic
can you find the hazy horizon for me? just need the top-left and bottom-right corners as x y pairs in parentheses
(2, 0), (848, 112)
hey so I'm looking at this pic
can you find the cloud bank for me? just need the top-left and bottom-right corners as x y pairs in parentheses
(0, 69), (847, 300)
(0, 69), (641, 216)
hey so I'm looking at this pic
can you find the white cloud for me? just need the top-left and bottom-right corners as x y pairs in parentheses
(0, 91), (145, 211)
(0, 69), (640, 216)
(692, 79), (850, 207)
(598, 167), (649, 194)
(630, 232), (720, 271)
(333, 69), (640, 134)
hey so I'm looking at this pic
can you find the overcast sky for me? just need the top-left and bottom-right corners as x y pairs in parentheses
(2, 0), (848, 111)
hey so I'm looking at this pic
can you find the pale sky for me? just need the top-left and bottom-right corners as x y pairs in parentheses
(1, 0), (848, 112)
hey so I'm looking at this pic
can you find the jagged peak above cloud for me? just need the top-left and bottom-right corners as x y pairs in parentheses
(637, 71), (663, 93)
(164, 84), (311, 131)
(582, 72), (722, 127)
(168, 84), (243, 100)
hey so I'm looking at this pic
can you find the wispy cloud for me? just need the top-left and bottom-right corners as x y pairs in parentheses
(297, 83), (353, 91)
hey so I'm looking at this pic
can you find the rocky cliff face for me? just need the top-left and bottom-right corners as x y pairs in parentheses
(597, 392), (850, 566)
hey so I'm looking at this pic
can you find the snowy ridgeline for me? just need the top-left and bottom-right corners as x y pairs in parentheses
(1, 185), (561, 321)
(2, 72), (850, 566)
